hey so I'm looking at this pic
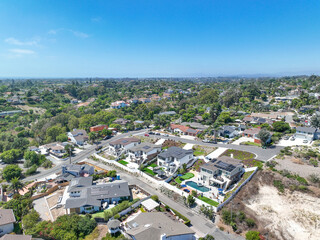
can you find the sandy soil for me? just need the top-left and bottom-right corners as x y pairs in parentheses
(17, 104), (46, 114)
(245, 185), (320, 240)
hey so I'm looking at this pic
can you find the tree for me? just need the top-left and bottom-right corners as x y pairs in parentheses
(311, 114), (320, 129)
(22, 209), (40, 230)
(24, 151), (39, 166)
(245, 231), (260, 240)
(199, 235), (215, 240)
(0, 149), (23, 164)
(272, 121), (290, 132)
(257, 129), (271, 147)
(209, 103), (222, 124)
(46, 125), (64, 142)
(3, 165), (22, 182)
(89, 132), (98, 143)
(186, 195), (195, 207)
(9, 177), (24, 194)
(56, 133), (68, 142)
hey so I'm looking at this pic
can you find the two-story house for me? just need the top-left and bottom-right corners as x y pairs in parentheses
(68, 129), (88, 146)
(157, 147), (193, 175)
(128, 142), (162, 163)
(109, 137), (141, 155)
(200, 156), (244, 190)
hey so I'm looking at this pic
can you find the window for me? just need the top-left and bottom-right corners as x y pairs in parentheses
(85, 206), (93, 211)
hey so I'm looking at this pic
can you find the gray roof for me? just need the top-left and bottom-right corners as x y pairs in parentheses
(129, 142), (161, 153)
(0, 209), (16, 226)
(0, 235), (32, 240)
(107, 219), (121, 229)
(63, 164), (93, 173)
(159, 111), (177, 115)
(126, 212), (194, 240)
(158, 147), (193, 159)
(110, 137), (140, 146)
(296, 126), (317, 134)
(180, 122), (208, 130)
(68, 176), (93, 192)
(65, 180), (130, 209)
(201, 156), (242, 173)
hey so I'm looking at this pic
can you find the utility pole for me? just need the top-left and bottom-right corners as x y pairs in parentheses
(69, 147), (72, 164)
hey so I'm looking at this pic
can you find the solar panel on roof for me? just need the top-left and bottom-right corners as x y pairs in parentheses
(215, 161), (236, 172)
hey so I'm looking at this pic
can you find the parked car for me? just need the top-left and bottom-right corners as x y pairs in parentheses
(303, 139), (308, 143)
(183, 189), (190, 193)
(155, 132), (161, 135)
(103, 135), (112, 140)
(163, 134), (169, 137)
(283, 136), (289, 140)
(290, 137), (295, 141)
(95, 145), (102, 151)
(148, 132), (154, 135)
(144, 133), (149, 137)
(202, 139), (209, 143)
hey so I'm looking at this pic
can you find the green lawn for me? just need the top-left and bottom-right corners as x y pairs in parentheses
(198, 196), (219, 207)
(149, 163), (157, 168)
(91, 211), (105, 218)
(242, 141), (261, 147)
(118, 160), (129, 165)
(175, 177), (182, 184)
(143, 168), (156, 176)
(180, 172), (194, 180)
(194, 150), (206, 156)
(221, 149), (255, 161)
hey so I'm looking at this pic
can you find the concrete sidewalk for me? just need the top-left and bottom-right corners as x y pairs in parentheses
(206, 147), (227, 160)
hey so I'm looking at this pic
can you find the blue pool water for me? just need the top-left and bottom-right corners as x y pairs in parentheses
(185, 181), (210, 192)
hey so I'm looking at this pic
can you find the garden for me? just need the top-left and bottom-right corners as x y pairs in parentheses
(174, 172), (194, 184)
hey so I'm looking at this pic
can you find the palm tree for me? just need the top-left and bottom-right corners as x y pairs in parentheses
(9, 177), (24, 194)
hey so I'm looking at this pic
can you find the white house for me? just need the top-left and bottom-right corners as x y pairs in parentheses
(294, 126), (319, 141)
(0, 209), (16, 236)
(199, 156), (244, 190)
(111, 101), (128, 109)
(157, 147), (193, 175)
(109, 137), (141, 155)
(128, 142), (161, 163)
(68, 129), (88, 146)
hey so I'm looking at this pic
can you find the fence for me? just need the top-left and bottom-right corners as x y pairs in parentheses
(31, 182), (69, 200)
(216, 167), (258, 211)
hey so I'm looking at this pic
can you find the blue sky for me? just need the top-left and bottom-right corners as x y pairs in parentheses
(1, 0), (320, 77)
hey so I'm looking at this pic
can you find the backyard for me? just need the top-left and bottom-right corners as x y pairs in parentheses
(118, 160), (129, 165)
(174, 172), (195, 184)
(198, 195), (219, 207)
(193, 145), (217, 156)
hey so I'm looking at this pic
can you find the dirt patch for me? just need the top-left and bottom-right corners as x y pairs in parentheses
(219, 170), (320, 240)
(162, 139), (185, 148)
(17, 104), (46, 115)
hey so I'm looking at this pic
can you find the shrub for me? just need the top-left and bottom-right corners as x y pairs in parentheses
(151, 195), (159, 202)
(237, 211), (246, 222)
(309, 174), (320, 183)
(246, 231), (260, 240)
(25, 165), (38, 176)
(245, 218), (256, 228)
(273, 180), (284, 193)
(296, 176), (308, 185)
(114, 214), (120, 219)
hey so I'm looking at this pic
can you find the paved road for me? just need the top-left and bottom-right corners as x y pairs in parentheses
(147, 134), (283, 161)
(85, 159), (244, 240)
(22, 129), (146, 183)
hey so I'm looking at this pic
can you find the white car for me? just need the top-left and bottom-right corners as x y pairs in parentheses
(303, 139), (308, 143)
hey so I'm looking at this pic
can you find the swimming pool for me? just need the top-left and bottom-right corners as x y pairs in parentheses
(185, 181), (210, 192)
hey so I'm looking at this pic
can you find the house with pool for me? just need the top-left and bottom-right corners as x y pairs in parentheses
(199, 156), (244, 190)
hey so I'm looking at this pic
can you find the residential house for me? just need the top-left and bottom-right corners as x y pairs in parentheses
(150, 94), (161, 101)
(70, 99), (79, 104)
(42, 142), (67, 158)
(128, 142), (162, 163)
(113, 118), (130, 126)
(200, 156), (244, 190)
(243, 116), (273, 125)
(90, 124), (108, 132)
(0, 235), (32, 240)
(299, 105), (318, 113)
(62, 164), (94, 177)
(65, 177), (131, 214)
(218, 126), (240, 138)
(159, 111), (176, 116)
(242, 128), (271, 144)
(294, 126), (319, 141)
(125, 212), (195, 240)
(180, 122), (209, 131)
(162, 92), (171, 100)
(0, 209), (16, 236)
(169, 124), (202, 137)
(157, 147), (193, 175)
(193, 115), (203, 122)
(0, 110), (23, 117)
(6, 95), (22, 105)
(138, 98), (151, 103)
(111, 101), (128, 109)
(68, 129), (88, 145)
(109, 137), (141, 155)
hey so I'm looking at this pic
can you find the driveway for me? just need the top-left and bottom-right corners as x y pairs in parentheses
(277, 138), (312, 147)
(232, 137), (254, 145)
(33, 197), (52, 221)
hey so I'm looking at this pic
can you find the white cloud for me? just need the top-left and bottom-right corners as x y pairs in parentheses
(9, 49), (35, 54)
(91, 17), (102, 23)
(48, 28), (89, 38)
(5, 37), (38, 46)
